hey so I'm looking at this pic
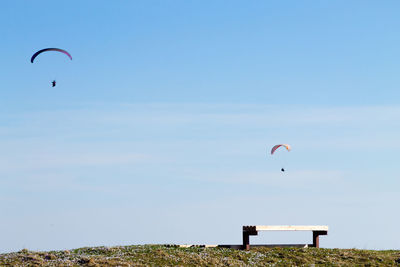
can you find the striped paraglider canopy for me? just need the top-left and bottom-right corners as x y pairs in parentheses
(270, 144), (291, 155)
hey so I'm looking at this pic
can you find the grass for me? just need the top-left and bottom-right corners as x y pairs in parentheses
(1, 245), (400, 266)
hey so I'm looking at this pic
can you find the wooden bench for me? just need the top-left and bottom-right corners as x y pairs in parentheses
(242, 225), (328, 250)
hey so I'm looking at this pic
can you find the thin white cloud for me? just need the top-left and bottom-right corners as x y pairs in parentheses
(3, 102), (400, 127)
(185, 169), (346, 187)
(1, 102), (400, 178)
(0, 152), (151, 172)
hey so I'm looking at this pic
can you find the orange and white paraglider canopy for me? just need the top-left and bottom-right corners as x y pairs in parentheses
(270, 144), (291, 155)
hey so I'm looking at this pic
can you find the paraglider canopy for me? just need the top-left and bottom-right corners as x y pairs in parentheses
(271, 144), (291, 155)
(31, 48), (72, 63)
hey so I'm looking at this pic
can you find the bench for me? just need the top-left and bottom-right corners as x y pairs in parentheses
(242, 225), (328, 250)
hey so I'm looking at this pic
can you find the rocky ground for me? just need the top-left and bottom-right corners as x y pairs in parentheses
(1, 245), (400, 266)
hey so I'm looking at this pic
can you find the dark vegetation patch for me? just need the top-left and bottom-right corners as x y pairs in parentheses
(1, 245), (400, 266)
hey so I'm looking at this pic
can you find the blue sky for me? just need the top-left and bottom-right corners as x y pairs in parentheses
(1, 1), (400, 252)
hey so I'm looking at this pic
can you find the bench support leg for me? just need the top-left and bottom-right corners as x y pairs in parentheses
(242, 229), (258, 250)
(312, 231), (328, 248)
(243, 232), (250, 250)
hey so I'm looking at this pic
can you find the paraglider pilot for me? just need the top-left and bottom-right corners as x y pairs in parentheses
(52, 80), (56, 87)
(281, 168), (285, 172)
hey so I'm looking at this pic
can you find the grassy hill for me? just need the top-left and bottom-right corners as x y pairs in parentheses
(1, 245), (400, 266)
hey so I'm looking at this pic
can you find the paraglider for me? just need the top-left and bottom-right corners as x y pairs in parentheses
(31, 48), (72, 87)
(270, 144), (291, 172)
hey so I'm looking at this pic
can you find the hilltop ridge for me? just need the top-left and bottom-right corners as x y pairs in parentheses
(1, 245), (400, 266)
